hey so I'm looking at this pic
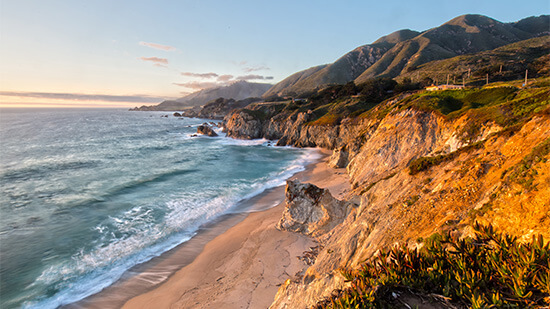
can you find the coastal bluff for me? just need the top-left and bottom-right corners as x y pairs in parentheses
(221, 87), (550, 308)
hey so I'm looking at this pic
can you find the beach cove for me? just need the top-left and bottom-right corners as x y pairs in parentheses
(66, 149), (351, 308)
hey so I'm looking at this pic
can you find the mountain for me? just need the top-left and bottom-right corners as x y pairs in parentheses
(132, 81), (273, 111)
(262, 65), (328, 98)
(354, 14), (549, 83)
(266, 14), (549, 97)
(263, 29), (419, 98)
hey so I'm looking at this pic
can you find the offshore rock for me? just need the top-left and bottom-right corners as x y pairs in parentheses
(197, 125), (218, 137)
(276, 180), (353, 237)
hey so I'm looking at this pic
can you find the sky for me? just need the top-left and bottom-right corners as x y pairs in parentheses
(0, 0), (548, 108)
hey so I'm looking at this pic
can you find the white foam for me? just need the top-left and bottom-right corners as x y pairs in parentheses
(22, 146), (321, 309)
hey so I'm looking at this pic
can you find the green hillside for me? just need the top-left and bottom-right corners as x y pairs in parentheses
(354, 14), (549, 83)
(264, 14), (549, 98)
(263, 29), (419, 98)
(397, 35), (550, 85)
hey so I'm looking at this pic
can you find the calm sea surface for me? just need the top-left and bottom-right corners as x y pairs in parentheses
(0, 108), (314, 308)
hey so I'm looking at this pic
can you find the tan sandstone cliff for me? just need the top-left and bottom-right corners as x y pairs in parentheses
(223, 88), (550, 308)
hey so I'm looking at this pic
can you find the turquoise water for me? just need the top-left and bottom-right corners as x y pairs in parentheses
(0, 108), (314, 308)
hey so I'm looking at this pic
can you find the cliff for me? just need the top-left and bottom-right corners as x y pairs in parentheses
(222, 82), (550, 308)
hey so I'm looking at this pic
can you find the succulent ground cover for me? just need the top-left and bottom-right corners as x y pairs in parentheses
(314, 224), (550, 308)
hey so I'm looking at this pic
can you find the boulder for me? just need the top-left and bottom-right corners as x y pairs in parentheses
(197, 125), (218, 137)
(173, 112), (182, 117)
(276, 180), (353, 237)
(328, 146), (349, 168)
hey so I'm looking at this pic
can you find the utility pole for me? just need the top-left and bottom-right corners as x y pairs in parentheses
(499, 65), (502, 74)
(447, 74), (449, 85)
(524, 69), (528, 87)
(468, 68), (471, 79)
(453, 76), (456, 84)
(486, 73), (489, 85)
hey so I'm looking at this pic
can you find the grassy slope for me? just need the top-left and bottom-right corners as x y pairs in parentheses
(397, 35), (550, 85)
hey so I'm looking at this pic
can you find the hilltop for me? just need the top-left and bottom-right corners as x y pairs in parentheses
(265, 14), (549, 97)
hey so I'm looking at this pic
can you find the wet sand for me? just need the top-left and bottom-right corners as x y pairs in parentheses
(70, 149), (350, 309)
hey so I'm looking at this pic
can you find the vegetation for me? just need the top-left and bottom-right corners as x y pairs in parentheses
(501, 138), (550, 191)
(408, 142), (485, 175)
(314, 223), (550, 309)
(397, 36), (550, 86)
(389, 84), (549, 142)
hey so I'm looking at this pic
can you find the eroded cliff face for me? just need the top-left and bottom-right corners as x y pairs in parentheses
(223, 99), (550, 308)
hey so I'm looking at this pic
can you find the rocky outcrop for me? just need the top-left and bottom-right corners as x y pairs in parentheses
(197, 125), (218, 137)
(327, 146), (348, 168)
(276, 180), (354, 237)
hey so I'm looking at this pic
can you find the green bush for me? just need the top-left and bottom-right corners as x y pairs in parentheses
(314, 223), (550, 308)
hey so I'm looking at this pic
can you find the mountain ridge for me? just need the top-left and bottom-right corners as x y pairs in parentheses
(265, 14), (549, 97)
(131, 81), (272, 111)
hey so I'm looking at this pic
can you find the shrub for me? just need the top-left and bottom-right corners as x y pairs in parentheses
(314, 223), (550, 308)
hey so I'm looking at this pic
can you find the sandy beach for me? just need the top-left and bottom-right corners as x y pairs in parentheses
(117, 149), (349, 309)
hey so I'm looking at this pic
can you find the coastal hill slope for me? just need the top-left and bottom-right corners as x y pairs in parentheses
(354, 14), (549, 83)
(263, 29), (419, 98)
(262, 29), (419, 98)
(131, 81), (272, 111)
(223, 30), (549, 305)
(265, 14), (549, 97)
(397, 35), (550, 84)
(223, 77), (550, 308)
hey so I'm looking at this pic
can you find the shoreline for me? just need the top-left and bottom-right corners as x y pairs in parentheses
(122, 148), (349, 308)
(66, 148), (350, 309)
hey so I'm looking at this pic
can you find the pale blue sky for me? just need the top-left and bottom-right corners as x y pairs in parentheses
(0, 0), (548, 107)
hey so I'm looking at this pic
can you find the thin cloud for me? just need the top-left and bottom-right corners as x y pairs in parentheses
(243, 65), (270, 73)
(0, 91), (165, 103)
(236, 74), (274, 81)
(233, 60), (248, 66)
(181, 72), (219, 79)
(139, 41), (176, 51)
(139, 57), (168, 67)
(217, 75), (234, 82)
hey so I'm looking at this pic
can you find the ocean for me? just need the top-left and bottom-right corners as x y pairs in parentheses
(0, 108), (315, 309)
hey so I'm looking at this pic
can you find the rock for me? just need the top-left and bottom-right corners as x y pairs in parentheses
(197, 125), (218, 137)
(276, 180), (353, 237)
(328, 146), (349, 168)
(173, 112), (182, 117)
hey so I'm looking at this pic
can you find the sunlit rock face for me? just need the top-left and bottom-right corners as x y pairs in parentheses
(276, 180), (353, 237)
